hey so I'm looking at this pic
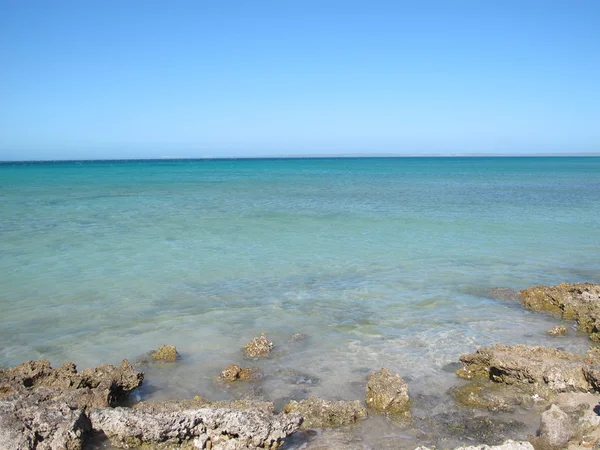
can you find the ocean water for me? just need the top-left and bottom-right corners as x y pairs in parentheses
(1, 157), (600, 447)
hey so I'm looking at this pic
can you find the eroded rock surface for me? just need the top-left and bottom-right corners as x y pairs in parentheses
(91, 403), (302, 449)
(456, 344), (599, 395)
(539, 404), (573, 449)
(283, 397), (367, 429)
(149, 345), (179, 362)
(0, 359), (143, 450)
(519, 282), (600, 341)
(0, 389), (91, 450)
(365, 367), (411, 416)
(0, 359), (143, 409)
(220, 364), (264, 382)
(244, 335), (274, 358)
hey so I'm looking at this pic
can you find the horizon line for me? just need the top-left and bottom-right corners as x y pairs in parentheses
(2, 152), (600, 163)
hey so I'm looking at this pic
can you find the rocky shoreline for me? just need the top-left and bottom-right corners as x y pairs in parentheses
(1, 282), (599, 449)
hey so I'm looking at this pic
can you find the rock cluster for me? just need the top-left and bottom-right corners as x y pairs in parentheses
(519, 282), (600, 340)
(283, 397), (367, 429)
(0, 359), (143, 449)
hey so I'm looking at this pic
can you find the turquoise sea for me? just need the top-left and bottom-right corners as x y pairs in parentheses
(1, 157), (600, 447)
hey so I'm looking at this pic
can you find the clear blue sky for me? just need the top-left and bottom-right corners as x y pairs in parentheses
(1, 1), (599, 160)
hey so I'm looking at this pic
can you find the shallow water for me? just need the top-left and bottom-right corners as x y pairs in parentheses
(2, 157), (600, 448)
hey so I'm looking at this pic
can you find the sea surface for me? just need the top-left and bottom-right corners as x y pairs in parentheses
(1, 157), (600, 448)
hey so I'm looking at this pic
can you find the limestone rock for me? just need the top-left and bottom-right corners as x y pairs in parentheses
(243, 335), (274, 358)
(547, 325), (568, 336)
(539, 404), (573, 449)
(456, 344), (591, 394)
(0, 359), (143, 409)
(519, 282), (600, 341)
(90, 404), (302, 449)
(283, 397), (367, 429)
(0, 359), (143, 450)
(0, 388), (91, 450)
(365, 367), (411, 415)
(220, 364), (264, 382)
(149, 344), (179, 361)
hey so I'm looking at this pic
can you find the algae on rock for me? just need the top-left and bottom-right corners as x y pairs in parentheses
(283, 397), (367, 429)
(365, 367), (411, 416)
(519, 283), (600, 341)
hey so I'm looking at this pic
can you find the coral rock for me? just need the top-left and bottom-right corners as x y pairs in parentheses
(243, 335), (274, 358)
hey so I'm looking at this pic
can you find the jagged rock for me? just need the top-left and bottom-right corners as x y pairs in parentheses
(90, 403), (302, 449)
(449, 381), (534, 412)
(0, 388), (91, 450)
(539, 404), (573, 449)
(519, 282), (600, 341)
(149, 344), (179, 361)
(415, 439), (534, 450)
(243, 335), (274, 358)
(547, 325), (568, 336)
(0, 359), (143, 409)
(456, 344), (593, 394)
(0, 359), (143, 450)
(220, 364), (264, 382)
(282, 397), (367, 429)
(365, 367), (411, 416)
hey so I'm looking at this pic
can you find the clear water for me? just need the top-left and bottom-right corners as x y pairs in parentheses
(1, 157), (599, 447)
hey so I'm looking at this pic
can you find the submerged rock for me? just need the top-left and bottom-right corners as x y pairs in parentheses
(289, 333), (308, 342)
(449, 381), (534, 412)
(415, 439), (534, 450)
(275, 368), (320, 386)
(283, 397), (367, 429)
(244, 335), (274, 358)
(519, 282), (600, 341)
(365, 367), (411, 416)
(487, 288), (521, 301)
(220, 364), (264, 382)
(547, 325), (568, 336)
(90, 403), (302, 449)
(456, 344), (596, 395)
(415, 410), (529, 449)
(149, 344), (179, 361)
(538, 404), (573, 449)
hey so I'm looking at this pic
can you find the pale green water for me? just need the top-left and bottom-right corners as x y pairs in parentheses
(1, 157), (600, 447)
